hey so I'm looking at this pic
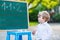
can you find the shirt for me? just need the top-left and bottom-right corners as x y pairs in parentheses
(35, 22), (52, 40)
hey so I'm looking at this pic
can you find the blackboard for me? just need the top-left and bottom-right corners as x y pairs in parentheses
(0, 1), (28, 30)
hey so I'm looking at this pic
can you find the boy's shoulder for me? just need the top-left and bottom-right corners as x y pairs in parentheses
(38, 22), (50, 26)
(43, 22), (50, 26)
(43, 22), (52, 30)
(37, 22), (51, 28)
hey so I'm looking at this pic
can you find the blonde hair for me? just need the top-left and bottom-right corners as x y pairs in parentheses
(38, 11), (50, 22)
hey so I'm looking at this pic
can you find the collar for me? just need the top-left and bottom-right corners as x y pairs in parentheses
(40, 22), (47, 24)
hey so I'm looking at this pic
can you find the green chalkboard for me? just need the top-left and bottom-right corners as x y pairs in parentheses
(0, 1), (28, 30)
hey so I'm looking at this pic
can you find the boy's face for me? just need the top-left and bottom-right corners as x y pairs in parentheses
(38, 14), (45, 23)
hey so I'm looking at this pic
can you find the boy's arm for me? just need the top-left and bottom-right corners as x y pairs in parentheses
(32, 26), (37, 35)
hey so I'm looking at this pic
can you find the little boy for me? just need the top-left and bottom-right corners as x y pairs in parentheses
(32, 11), (52, 40)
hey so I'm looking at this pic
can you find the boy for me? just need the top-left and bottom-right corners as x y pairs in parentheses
(32, 11), (52, 40)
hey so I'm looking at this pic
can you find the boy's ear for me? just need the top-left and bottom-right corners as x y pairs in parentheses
(43, 17), (47, 22)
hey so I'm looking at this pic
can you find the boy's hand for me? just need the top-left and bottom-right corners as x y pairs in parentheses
(32, 31), (36, 35)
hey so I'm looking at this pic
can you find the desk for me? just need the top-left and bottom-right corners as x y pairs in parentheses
(6, 31), (32, 40)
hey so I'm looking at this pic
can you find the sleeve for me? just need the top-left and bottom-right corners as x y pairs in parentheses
(41, 26), (52, 40)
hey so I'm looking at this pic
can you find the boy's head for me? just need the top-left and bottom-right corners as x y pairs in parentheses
(38, 11), (50, 23)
